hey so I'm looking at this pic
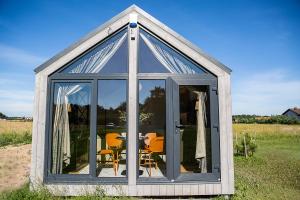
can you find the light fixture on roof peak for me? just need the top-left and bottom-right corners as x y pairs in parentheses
(129, 13), (137, 28)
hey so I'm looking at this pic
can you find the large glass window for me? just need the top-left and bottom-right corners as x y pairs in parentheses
(138, 28), (206, 74)
(47, 24), (219, 183)
(61, 28), (128, 74)
(51, 82), (91, 174)
(138, 80), (166, 178)
(97, 80), (127, 177)
(179, 85), (212, 174)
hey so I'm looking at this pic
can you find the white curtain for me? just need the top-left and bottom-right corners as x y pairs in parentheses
(52, 86), (78, 173)
(194, 91), (207, 173)
(52, 31), (127, 174)
(140, 32), (197, 74)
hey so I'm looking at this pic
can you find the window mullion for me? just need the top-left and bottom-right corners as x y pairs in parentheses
(89, 79), (97, 177)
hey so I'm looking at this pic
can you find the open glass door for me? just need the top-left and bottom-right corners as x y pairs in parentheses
(172, 78), (220, 182)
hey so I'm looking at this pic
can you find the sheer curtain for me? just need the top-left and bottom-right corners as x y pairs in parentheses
(51, 85), (84, 174)
(64, 31), (127, 73)
(140, 31), (202, 74)
(194, 91), (207, 173)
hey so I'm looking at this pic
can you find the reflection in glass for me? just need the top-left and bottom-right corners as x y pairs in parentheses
(179, 85), (212, 174)
(138, 80), (166, 177)
(97, 80), (127, 177)
(51, 82), (91, 174)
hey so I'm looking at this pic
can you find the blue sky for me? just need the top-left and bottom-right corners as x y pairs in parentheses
(0, 0), (299, 116)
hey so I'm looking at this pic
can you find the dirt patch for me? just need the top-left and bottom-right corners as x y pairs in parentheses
(0, 144), (31, 192)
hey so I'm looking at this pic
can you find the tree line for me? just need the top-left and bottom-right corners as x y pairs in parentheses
(233, 115), (300, 124)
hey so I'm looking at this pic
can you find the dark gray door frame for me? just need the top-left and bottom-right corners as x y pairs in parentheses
(171, 77), (221, 182)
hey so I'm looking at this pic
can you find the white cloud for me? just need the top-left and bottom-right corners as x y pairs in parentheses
(0, 89), (34, 117)
(0, 72), (34, 116)
(0, 44), (45, 66)
(233, 69), (300, 115)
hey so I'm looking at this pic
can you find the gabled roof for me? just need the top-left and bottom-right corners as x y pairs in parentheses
(34, 5), (232, 74)
(282, 107), (300, 116)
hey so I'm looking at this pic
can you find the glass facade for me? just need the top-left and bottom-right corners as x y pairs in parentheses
(48, 25), (219, 183)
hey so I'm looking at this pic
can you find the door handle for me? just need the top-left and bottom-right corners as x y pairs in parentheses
(176, 124), (185, 129)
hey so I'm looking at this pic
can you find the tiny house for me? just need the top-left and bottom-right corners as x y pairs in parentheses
(30, 5), (234, 197)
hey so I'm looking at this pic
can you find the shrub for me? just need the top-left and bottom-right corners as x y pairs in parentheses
(233, 115), (300, 125)
(0, 131), (32, 147)
(235, 133), (257, 157)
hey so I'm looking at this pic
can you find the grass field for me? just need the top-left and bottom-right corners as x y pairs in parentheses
(0, 120), (32, 134)
(232, 124), (300, 200)
(0, 121), (299, 199)
(0, 120), (32, 147)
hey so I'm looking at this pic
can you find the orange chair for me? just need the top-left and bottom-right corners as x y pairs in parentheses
(98, 133), (123, 176)
(144, 132), (157, 146)
(139, 132), (156, 168)
(142, 136), (164, 176)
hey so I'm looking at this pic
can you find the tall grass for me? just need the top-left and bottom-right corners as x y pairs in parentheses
(0, 120), (32, 134)
(0, 184), (51, 200)
(233, 123), (300, 139)
(0, 120), (32, 147)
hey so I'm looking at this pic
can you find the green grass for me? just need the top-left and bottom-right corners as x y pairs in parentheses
(230, 124), (300, 200)
(0, 183), (133, 200)
(0, 131), (32, 147)
(1, 123), (299, 199)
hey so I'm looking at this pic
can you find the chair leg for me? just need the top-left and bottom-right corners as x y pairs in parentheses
(149, 153), (152, 177)
(116, 151), (119, 172)
(138, 149), (141, 170)
(112, 152), (117, 176)
(114, 161), (117, 176)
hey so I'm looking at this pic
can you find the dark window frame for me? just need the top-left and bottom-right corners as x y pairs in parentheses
(44, 76), (129, 184)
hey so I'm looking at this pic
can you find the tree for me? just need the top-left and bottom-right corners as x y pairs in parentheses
(0, 112), (7, 119)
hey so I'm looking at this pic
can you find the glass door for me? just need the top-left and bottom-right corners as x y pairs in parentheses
(137, 80), (168, 180)
(172, 78), (220, 181)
